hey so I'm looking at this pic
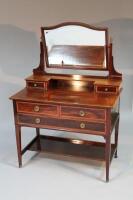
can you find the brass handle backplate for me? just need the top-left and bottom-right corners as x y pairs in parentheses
(80, 122), (86, 129)
(79, 110), (85, 117)
(34, 105), (40, 112)
(35, 118), (41, 124)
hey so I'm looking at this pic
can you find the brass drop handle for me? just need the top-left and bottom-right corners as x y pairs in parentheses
(34, 83), (37, 87)
(80, 122), (86, 129)
(79, 110), (85, 117)
(105, 87), (108, 92)
(35, 118), (41, 124)
(34, 105), (40, 112)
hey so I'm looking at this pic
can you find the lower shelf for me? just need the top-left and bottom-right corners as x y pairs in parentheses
(26, 135), (116, 162)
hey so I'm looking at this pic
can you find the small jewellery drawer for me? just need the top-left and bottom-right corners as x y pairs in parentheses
(96, 85), (117, 93)
(16, 102), (58, 116)
(61, 106), (105, 121)
(27, 81), (45, 89)
(17, 114), (105, 135)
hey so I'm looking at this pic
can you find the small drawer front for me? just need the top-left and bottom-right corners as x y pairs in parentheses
(61, 106), (105, 121)
(17, 114), (105, 135)
(27, 81), (45, 89)
(96, 86), (117, 93)
(17, 102), (58, 116)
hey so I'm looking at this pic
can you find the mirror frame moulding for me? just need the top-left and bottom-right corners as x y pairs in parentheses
(41, 22), (109, 71)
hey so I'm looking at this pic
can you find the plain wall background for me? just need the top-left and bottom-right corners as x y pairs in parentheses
(0, 0), (133, 123)
(1, 0), (133, 28)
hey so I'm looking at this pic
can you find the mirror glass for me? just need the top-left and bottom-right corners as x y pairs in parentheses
(43, 25), (107, 69)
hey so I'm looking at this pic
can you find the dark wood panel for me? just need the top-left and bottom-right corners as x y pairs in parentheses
(17, 102), (58, 116)
(61, 106), (105, 121)
(17, 114), (105, 135)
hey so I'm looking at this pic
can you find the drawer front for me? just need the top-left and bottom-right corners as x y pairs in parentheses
(96, 86), (117, 93)
(17, 114), (105, 135)
(17, 102), (58, 116)
(61, 106), (105, 121)
(27, 81), (45, 89)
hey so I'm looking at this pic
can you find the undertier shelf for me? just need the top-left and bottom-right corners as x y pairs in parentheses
(26, 135), (116, 162)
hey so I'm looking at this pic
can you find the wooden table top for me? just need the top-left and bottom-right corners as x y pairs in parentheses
(10, 87), (121, 108)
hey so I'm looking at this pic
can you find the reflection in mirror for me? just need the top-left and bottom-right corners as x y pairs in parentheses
(43, 25), (107, 69)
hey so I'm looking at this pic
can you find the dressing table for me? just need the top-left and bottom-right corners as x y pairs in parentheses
(10, 22), (122, 182)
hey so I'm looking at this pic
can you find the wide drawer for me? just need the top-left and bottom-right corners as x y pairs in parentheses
(17, 114), (105, 135)
(61, 106), (105, 121)
(16, 102), (58, 116)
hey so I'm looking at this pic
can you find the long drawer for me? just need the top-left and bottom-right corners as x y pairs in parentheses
(17, 114), (106, 135)
(61, 106), (105, 121)
(16, 102), (58, 116)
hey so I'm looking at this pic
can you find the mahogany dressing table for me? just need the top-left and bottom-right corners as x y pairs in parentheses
(10, 22), (122, 182)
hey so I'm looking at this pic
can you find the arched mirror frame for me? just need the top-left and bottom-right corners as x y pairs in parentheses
(42, 22), (108, 70)
(33, 22), (122, 79)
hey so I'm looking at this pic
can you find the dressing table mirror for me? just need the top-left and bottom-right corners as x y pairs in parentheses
(43, 24), (107, 69)
(10, 22), (122, 182)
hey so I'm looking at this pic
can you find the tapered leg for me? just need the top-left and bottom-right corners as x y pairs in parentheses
(36, 128), (41, 151)
(114, 118), (119, 158)
(105, 135), (111, 182)
(15, 125), (22, 167)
